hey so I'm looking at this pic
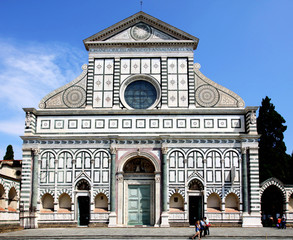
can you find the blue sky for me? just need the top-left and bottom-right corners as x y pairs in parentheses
(0, 0), (292, 159)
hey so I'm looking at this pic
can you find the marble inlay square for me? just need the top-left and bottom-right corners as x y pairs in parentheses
(177, 119), (186, 128)
(41, 120), (50, 129)
(131, 59), (140, 74)
(94, 75), (103, 91)
(190, 119), (200, 128)
(104, 59), (114, 74)
(168, 58), (177, 74)
(93, 92), (103, 108)
(109, 119), (118, 128)
(151, 58), (161, 74)
(149, 119), (159, 128)
(95, 119), (105, 129)
(178, 58), (187, 73)
(82, 119), (91, 129)
(141, 59), (151, 74)
(178, 75), (188, 90)
(163, 119), (173, 128)
(104, 75), (113, 90)
(218, 119), (227, 128)
(95, 59), (104, 74)
(55, 120), (64, 129)
(168, 91), (177, 107)
(179, 91), (188, 107)
(204, 119), (214, 128)
(68, 120), (78, 129)
(168, 75), (177, 90)
(103, 92), (113, 108)
(136, 119), (146, 128)
(231, 119), (241, 128)
(121, 59), (130, 74)
(122, 119), (132, 128)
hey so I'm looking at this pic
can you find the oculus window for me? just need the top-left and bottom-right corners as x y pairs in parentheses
(124, 80), (157, 109)
(120, 75), (161, 110)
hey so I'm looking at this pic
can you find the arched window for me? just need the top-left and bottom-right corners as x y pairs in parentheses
(206, 151), (222, 183)
(187, 151), (204, 178)
(225, 193), (239, 212)
(207, 193), (221, 212)
(93, 151), (110, 183)
(0, 184), (5, 211)
(58, 193), (71, 212)
(94, 193), (108, 213)
(8, 187), (17, 211)
(76, 151), (91, 170)
(58, 152), (73, 183)
(169, 151), (185, 183)
(41, 193), (54, 213)
(40, 152), (55, 183)
(169, 193), (184, 212)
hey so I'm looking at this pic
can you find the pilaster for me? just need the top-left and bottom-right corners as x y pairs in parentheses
(160, 147), (169, 227)
(108, 147), (117, 227)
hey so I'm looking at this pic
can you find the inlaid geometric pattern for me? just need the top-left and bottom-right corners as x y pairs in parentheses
(93, 59), (114, 108)
(167, 58), (188, 108)
(120, 58), (161, 82)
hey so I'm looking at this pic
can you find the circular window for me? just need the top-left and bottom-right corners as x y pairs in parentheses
(120, 75), (161, 110)
(124, 81), (157, 109)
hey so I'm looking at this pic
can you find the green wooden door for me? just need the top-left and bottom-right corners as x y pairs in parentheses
(128, 185), (150, 225)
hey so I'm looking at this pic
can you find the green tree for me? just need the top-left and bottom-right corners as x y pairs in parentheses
(257, 96), (292, 183)
(3, 145), (14, 160)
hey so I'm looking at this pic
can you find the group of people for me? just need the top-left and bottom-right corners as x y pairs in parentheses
(276, 216), (286, 229)
(192, 217), (210, 240)
(268, 215), (286, 229)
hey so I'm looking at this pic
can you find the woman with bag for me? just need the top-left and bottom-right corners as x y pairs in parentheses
(192, 220), (201, 240)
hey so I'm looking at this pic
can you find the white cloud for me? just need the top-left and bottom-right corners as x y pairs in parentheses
(0, 39), (87, 109)
(0, 38), (87, 156)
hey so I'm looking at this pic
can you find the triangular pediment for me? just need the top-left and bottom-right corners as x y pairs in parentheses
(83, 11), (199, 50)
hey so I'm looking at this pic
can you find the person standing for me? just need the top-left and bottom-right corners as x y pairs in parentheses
(204, 217), (210, 235)
(200, 219), (206, 237)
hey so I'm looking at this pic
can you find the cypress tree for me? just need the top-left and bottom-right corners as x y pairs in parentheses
(3, 145), (14, 160)
(257, 96), (292, 183)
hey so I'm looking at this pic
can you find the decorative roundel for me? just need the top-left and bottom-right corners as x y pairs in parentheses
(63, 86), (86, 108)
(195, 84), (220, 107)
(130, 23), (152, 41)
(120, 74), (161, 110)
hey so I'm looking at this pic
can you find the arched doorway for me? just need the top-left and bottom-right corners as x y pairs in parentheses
(123, 157), (154, 226)
(116, 155), (160, 226)
(76, 179), (90, 226)
(188, 178), (204, 225)
(261, 185), (285, 226)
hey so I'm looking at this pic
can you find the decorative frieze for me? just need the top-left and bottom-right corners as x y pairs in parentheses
(36, 115), (245, 134)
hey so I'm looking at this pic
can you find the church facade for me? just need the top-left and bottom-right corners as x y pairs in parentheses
(20, 12), (262, 228)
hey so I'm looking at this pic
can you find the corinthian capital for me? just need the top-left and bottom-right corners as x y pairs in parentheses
(161, 147), (168, 155)
(110, 147), (117, 154)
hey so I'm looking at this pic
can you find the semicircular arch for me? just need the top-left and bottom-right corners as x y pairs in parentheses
(118, 151), (160, 172)
(260, 178), (286, 201)
(167, 149), (186, 159)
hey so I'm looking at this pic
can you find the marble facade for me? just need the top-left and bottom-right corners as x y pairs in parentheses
(20, 11), (263, 228)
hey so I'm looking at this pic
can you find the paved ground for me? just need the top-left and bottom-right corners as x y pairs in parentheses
(0, 227), (293, 239)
